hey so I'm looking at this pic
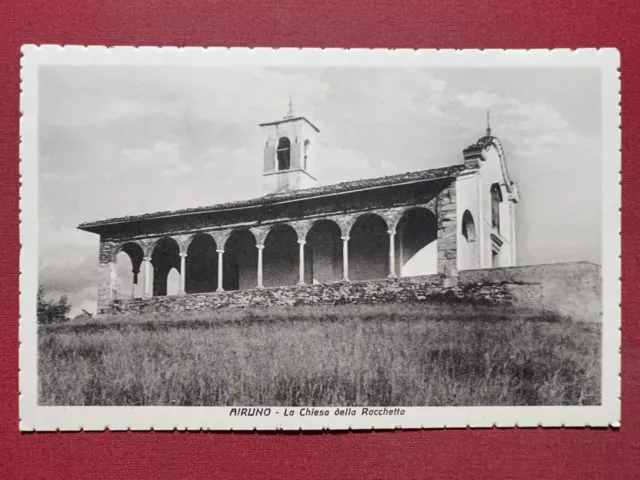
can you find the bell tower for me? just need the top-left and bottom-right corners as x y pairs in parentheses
(259, 102), (319, 194)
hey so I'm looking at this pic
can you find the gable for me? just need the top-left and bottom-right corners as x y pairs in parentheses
(464, 136), (519, 202)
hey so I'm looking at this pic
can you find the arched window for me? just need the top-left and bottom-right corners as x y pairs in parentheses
(276, 137), (291, 171)
(461, 210), (476, 242)
(490, 183), (503, 233)
(303, 139), (311, 170)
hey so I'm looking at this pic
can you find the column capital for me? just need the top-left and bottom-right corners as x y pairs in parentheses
(143, 256), (152, 262)
(216, 249), (225, 254)
(256, 244), (265, 250)
(297, 239), (306, 246)
(341, 236), (350, 242)
(179, 252), (188, 258)
(387, 228), (397, 236)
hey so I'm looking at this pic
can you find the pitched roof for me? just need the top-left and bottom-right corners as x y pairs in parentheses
(78, 163), (468, 231)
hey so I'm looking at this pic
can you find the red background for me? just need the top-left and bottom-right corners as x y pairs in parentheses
(1, 1), (638, 478)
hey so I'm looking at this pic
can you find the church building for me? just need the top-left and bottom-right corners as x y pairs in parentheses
(79, 107), (520, 314)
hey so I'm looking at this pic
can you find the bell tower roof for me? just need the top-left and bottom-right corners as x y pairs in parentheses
(258, 116), (320, 132)
(259, 102), (320, 132)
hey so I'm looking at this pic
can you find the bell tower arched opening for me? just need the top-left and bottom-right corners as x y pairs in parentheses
(259, 105), (320, 194)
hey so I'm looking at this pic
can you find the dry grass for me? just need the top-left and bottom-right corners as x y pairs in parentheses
(38, 303), (601, 406)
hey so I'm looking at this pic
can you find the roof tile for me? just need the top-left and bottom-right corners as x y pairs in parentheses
(78, 163), (468, 229)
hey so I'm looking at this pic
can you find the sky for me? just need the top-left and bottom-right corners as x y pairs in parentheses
(38, 65), (602, 316)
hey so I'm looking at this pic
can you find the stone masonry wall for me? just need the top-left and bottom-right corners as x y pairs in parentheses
(105, 274), (514, 315)
(459, 261), (602, 323)
(436, 182), (458, 282)
(102, 262), (602, 324)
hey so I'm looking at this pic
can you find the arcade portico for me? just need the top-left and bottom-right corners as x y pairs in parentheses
(79, 108), (519, 314)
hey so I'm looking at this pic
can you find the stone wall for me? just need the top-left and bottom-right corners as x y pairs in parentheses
(459, 261), (602, 323)
(102, 261), (602, 324)
(105, 274), (514, 315)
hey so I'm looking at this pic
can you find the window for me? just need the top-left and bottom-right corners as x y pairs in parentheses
(461, 210), (476, 242)
(303, 139), (311, 170)
(490, 183), (502, 233)
(276, 137), (291, 171)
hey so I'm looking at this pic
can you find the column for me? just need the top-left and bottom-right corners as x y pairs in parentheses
(256, 243), (264, 288)
(216, 249), (224, 291)
(298, 240), (306, 285)
(179, 253), (187, 294)
(341, 236), (350, 281)
(143, 257), (152, 298)
(387, 228), (396, 278)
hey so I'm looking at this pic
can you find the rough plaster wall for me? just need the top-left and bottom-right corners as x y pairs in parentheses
(166, 268), (180, 296)
(396, 209), (438, 277)
(310, 231), (341, 283)
(400, 242), (437, 276)
(264, 230), (299, 287)
(237, 249), (258, 290)
(349, 218), (388, 280)
(459, 262), (602, 323)
(224, 232), (258, 291)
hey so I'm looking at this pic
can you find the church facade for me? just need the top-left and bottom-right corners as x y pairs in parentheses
(79, 109), (520, 314)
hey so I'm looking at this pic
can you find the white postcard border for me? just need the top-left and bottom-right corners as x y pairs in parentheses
(19, 46), (621, 431)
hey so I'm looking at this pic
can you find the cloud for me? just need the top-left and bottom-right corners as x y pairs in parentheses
(122, 141), (193, 182)
(37, 65), (602, 312)
(316, 145), (398, 185)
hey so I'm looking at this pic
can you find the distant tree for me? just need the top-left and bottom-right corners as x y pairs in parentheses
(37, 286), (71, 324)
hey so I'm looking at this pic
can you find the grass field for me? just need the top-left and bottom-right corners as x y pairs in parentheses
(38, 303), (601, 406)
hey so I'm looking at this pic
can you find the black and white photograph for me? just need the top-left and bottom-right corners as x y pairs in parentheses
(19, 47), (620, 430)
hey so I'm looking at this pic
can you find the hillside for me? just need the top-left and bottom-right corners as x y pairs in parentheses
(38, 303), (601, 406)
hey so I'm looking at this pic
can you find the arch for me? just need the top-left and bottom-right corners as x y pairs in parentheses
(151, 237), (181, 296)
(490, 183), (503, 233)
(115, 242), (144, 300)
(349, 213), (389, 281)
(395, 207), (438, 277)
(185, 233), (217, 294)
(276, 137), (291, 171)
(264, 223), (299, 287)
(461, 210), (476, 242)
(224, 229), (257, 291)
(305, 219), (342, 284)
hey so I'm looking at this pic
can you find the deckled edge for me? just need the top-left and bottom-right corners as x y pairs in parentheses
(18, 46), (621, 431)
